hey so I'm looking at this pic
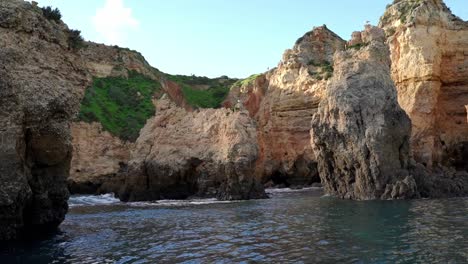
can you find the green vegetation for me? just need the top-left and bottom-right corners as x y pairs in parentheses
(41, 6), (62, 22)
(231, 74), (260, 89)
(385, 27), (397, 37)
(397, 0), (422, 23)
(346, 42), (369, 50)
(168, 75), (236, 109)
(68, 29), (84, 50)
(308, 60), (334, 80)
(381, 0), (423, 26)
(78, 71), (161, 141)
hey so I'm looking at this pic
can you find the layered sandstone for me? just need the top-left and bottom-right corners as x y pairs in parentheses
(119, 96), (266, 202)
(311, 26), (418, 200)
(226, 26), (346, 187)
(0, 0), (89, 239)
(380, 0), (468, 170)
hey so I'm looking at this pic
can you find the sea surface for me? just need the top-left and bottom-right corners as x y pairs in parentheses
(1, 188), (467, 263)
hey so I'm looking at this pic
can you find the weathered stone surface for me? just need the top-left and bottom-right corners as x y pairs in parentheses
(226, 26), (345, 188)
(119, 97), (266, 202)
(380, 0), (468, 169)
(69, 122), (131, 194)
(0, 0), (89, 240)
(80, 42), (160, 79)
(310, 26), (418, 200)
(68, 44), (193, 194)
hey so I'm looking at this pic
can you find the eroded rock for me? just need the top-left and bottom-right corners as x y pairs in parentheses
(69, 122), (131, 194)
(380, 0), (468, 169)
(226, 26), (346, 188)
(119, 97), (266, 201)
(0, 0), (89, 240)
(310, 26), (418, 200)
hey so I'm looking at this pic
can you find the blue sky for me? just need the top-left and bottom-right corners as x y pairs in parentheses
(33, 0), (467, 78)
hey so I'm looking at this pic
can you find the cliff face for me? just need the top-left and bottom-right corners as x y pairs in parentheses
(80, 42), (161, 80)
(311, 26), (418, 200)
(380, 0), (468, 170)
(69, 122), (131, 194)
(0, 0), (89, 239)
(70, 43), (182, 193)
(119, 97), (266, 201)
(226, 26), (346, 187)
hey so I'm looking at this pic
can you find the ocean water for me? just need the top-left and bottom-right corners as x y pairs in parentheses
(1, 188), (467, 263)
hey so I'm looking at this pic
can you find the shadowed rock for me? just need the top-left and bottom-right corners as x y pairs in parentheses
(0, 0), (89, 240)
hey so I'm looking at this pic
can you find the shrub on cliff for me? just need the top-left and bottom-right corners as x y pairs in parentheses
(78, 71), (161, 141)
(68, 29), (84, 50)
(41, 6), (62, 22)
(168, 74), (236, 108)
(230, 74), (260, 90)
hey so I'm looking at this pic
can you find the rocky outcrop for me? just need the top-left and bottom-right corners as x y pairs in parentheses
(0, 0), (89, 240)
(311, 26), (418, 200)
(380, 0), (468, 169)
(69, 122), (131, 194)
(226, 26), (346, 188)
(80, 42), (160, 80)
(119, 97), (266, 202)
(69, 43), (194, 194)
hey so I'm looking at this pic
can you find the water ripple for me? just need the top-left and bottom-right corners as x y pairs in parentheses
(1, 190), (467, 263)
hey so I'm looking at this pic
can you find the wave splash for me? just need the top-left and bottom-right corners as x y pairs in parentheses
(69, 194), (237, 208)
(69, 193), (121, 207)
(265, 187), (322, 194)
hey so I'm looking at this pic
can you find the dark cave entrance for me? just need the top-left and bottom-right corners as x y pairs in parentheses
(266, 157), (322, 188)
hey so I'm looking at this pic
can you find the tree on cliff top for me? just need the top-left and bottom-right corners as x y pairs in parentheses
(41, 6), (62, 22)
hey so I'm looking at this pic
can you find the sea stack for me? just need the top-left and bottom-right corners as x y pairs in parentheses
(311, 25), (418, 200)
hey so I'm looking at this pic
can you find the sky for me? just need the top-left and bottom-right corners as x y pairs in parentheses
(32, 0), (467, 78)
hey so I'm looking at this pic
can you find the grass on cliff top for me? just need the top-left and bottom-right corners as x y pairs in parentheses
(231, 74), (261, 89)
(78, 71), (161, 141)
(167, 75), (237, 109)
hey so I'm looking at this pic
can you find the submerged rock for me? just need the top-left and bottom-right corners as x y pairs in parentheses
(311, 26), (418, 200)
(119, 97), (266, 202)
(0, 0), (89, 239)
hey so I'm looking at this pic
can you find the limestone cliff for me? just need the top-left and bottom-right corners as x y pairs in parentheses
(380, 0), (468, 170)
(80, 42), (161, 80)
(226, 26), (346, 187)
(69, 122), (131, 194)
(119, 97), (266, 201)
(311, 26), (418, 200)
(69, 43), (192, 193)
(0, 0), (89, 239)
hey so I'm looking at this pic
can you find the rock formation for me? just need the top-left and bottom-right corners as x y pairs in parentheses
(226, 26), (346, 188)
(68, 43), (193, 195)
(311, 26), (419, 200)
(69, 122), (131, 194)
(119, 97), (266, 201)
(80, 42), (160, 80)
(0, 0), (89, 239)
(380, 0), (468, 170)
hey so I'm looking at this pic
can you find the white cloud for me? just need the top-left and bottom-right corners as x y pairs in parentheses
(92, 0), (139, 46)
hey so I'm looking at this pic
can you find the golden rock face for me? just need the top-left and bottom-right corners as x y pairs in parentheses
(381, 0), (468, 169)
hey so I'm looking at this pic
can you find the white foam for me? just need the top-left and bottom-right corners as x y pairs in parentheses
(68, 193), (121, 207)
(266, 187), (322, 194)
(68, 194), (237, 208)
(129, 198), (237, 207)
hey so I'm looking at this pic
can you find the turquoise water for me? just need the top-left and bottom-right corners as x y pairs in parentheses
(1, 189), (467, 263)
